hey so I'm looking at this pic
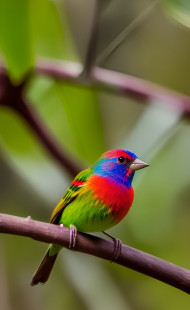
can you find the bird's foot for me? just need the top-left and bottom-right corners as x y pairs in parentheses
(102, 231), (122, 261)
(59, 223), (77, 249)
(69, 224), (77, 249)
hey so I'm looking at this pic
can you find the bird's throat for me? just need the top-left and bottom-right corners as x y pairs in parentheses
(88, 175), (134, 223)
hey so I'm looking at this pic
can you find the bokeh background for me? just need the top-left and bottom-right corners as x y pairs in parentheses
(0, 0), (190, 309)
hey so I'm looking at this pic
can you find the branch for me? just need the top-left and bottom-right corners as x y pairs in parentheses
(0, 70), (81, 176)
(0, 213), (190, 294)
(36, 58), (190, 116)
(97, 0), (158, 65)
(16, 97), (81, 177)
(81, 0), (100, 78)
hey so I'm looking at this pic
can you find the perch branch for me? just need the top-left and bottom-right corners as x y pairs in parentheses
(36, 58), (190, 116)
(0, 213), (190, 294)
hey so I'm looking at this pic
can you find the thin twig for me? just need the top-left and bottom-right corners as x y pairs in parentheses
(97, 0), (158, 65)
(36, 58), (190, 116)
(81, 0), (100, 78)
(0, 213), (190, 294)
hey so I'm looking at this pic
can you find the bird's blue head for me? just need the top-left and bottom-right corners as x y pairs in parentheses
(93, 149), (148, 187)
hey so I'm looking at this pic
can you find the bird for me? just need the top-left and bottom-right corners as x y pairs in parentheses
(30, 149), (148, 285)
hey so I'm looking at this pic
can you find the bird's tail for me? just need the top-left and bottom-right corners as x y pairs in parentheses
(30, 244), (61, 286)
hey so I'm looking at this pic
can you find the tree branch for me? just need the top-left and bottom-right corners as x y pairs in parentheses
(16, 97), (81, 177)
(0, 70), (81, 177)
(36, 58), (190, 116)
(81, 0), (100, 78)
(0, 213), (190, 294)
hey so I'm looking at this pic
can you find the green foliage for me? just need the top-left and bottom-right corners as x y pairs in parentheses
(161, 0), (190, 28)
(0, 0), (34, 82)
(55, 83), (105, 163)
(29, 0), (78, 60)
(0, 1), (190, 310)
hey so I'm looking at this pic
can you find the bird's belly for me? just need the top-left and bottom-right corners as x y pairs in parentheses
(59, 189), (115, 232)
(59, 176), (134, 232)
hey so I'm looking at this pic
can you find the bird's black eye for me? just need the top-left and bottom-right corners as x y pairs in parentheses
(117, 156), (126, 164)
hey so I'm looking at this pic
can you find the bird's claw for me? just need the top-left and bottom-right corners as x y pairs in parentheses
(69, 224), (77, 249)
(102, 231), (122, 262)
(59, 223), (77, 249)
(111, 237), (122, 261)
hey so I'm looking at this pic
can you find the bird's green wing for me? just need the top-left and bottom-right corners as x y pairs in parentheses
(49, 168), (92, 224)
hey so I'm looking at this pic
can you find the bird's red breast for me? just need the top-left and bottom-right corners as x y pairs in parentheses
(87, 175), (134, 224)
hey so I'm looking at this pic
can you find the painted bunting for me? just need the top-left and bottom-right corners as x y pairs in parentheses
(31, 149), (148, 285)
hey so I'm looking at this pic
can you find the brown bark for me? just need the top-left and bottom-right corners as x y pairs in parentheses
(0, 213), (190, 294)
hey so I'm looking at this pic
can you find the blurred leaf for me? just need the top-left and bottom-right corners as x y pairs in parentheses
(0, 106), (69, 203)
(123, 101), (181, 157)
(0, 248), (11, 310)
(161, 0), (190, 28)
(0, 108), (39, 156)
(63, 252), (131, 310)
(28, 76), (76, 156)
(55, 83), (105, 163)
(0, 0), (34, 82)
(29, 0), (78, 60)
(128, 120), (190, 245)
(56, 0), (97, 62)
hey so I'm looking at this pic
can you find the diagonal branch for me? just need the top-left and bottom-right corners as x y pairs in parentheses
(0, 213), (190, 294)
(36, 58), (190, 116)
(97, 0), (158, 65)
(0, 70), (81, 176)
(16, 97), (81, 177)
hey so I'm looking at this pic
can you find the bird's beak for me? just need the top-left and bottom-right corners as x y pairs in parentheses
(129, 158), (149, 171)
